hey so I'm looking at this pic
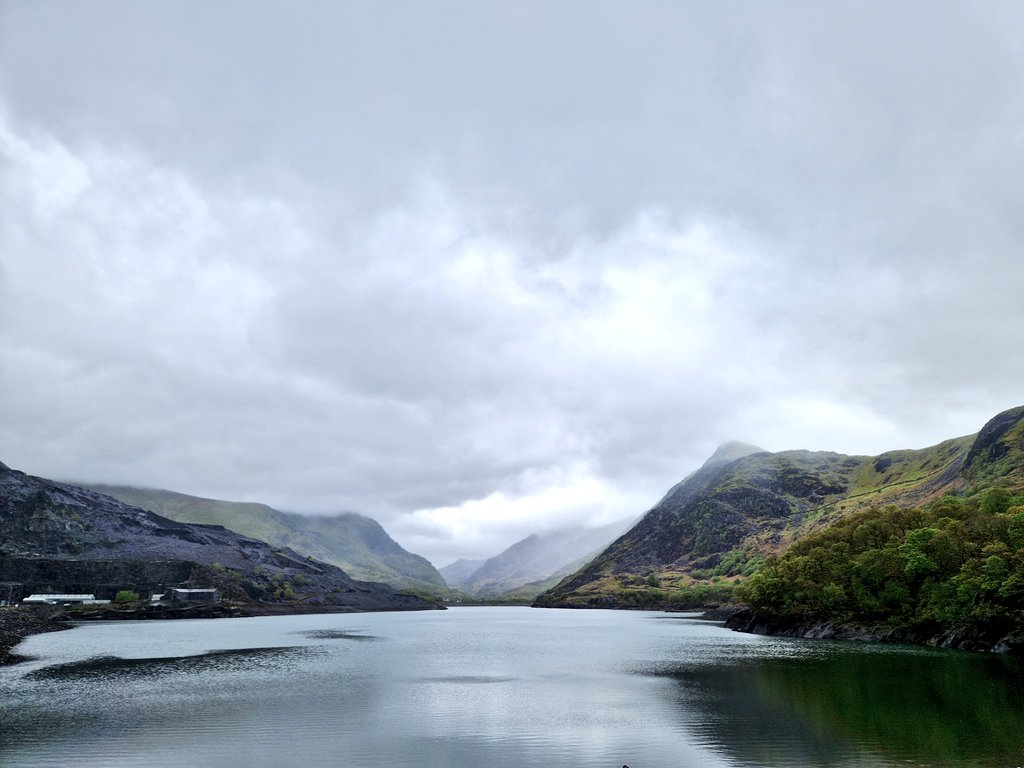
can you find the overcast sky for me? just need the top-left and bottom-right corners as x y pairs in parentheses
(2, 2), (1023, 567)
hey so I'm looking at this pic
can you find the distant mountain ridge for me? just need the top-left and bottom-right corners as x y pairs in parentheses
(0, 462), (437, 612)
(439, 558), (487, 587)
(445, 519), (633, 599)
(537, 405), (1024, 608)
(82, 485), (447, 597)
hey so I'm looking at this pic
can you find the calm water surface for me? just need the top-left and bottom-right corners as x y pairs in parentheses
(1, 607), (1022, 768)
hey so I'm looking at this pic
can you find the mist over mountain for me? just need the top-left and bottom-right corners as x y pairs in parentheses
(447, 519), (633, 599)
(439, 558), (488, 588)
(0, 462), (437, 612)
(83, 485), (447, 597)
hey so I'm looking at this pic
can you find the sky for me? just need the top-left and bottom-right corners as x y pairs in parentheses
(2, 2), (1023, 567)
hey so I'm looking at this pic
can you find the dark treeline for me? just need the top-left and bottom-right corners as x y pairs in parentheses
(738, 488), (1024, 634)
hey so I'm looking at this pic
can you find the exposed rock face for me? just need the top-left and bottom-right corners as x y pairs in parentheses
(0, 558), (195, 601)
(0, 462), (438, 612)
(963, 404), (1024, 479)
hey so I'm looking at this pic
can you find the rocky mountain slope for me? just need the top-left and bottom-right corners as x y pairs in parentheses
(0, 461), (438, 612)
(446, 519), (632, 599)
(537, 405), (1024, 608)
(83, 485), (447, 596)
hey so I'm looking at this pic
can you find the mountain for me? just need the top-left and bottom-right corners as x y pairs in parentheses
(439, 558), (488, 588)
(82, 485), (447, 597)
(0, 461), (437, 612)
(450, 519), (633, 599)
(702, 440), (766, 468)
(729, 406), (1024, 652)
(536, 405), (1024, 608)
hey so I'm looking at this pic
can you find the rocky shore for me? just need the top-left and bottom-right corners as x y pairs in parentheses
(695, 604), (746, 621)
(0, 607), (70, 665)
(725, 608), (1024, 655)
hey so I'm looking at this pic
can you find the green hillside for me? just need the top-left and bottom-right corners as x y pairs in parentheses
(731, 406), (1024, 647)
(737, 487), (1024, 645)
(85, 486), (448, 597)
(536, 405), (1024, 609)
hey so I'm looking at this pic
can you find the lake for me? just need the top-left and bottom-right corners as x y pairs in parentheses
(1, 607), (1022, 768)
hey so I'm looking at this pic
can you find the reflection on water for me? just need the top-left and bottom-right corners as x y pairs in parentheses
(26, 646), (312, 680)
(420, 675), (516, 684)
(1, 608), (1022, 768)
(292, 628), (382, 641)
(647, 635), (1024, 768)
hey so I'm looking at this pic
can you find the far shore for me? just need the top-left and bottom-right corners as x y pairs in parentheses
(0, 601), (722, 667)
(0, 599), (446, 666)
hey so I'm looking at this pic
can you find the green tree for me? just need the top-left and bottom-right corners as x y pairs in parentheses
(1006, 511), (1024, 549)
(899, 527), (940, 581)
(981, 487), (1011, 516)
(114, 590), (140, 603)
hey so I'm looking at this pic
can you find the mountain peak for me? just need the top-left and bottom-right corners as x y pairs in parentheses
(702, 441), (765, 468)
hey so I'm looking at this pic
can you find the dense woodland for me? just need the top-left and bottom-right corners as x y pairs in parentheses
(737, 487), (1024, 633)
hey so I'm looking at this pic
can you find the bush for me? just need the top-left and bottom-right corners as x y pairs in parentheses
(114, 590), (140, 604)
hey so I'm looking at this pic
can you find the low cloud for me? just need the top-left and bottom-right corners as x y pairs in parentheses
(3, 3), (1024, 566)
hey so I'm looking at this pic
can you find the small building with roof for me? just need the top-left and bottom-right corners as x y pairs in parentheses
(167, 588), (219, 603)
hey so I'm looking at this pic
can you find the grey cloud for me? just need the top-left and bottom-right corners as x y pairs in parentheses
(3, 2), (1024, 565)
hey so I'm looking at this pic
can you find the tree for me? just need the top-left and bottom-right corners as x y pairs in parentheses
(981, 487), (1011, 516)
(114, 590), (140, 603)
(1006, 510), (1024, 549)
(899, 528), (940, 581)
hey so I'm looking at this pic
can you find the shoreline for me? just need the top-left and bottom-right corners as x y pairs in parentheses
(10, 602), (1022, 667)
(725, 608), (1024, 655)
(0, 607), (72, 666)
(0, 600), (444, 667)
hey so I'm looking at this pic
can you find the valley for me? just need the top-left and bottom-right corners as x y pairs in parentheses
(3, 404), (1023, 658)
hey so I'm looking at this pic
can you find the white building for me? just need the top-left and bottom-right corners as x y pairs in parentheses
(22, 594), (101, 605)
